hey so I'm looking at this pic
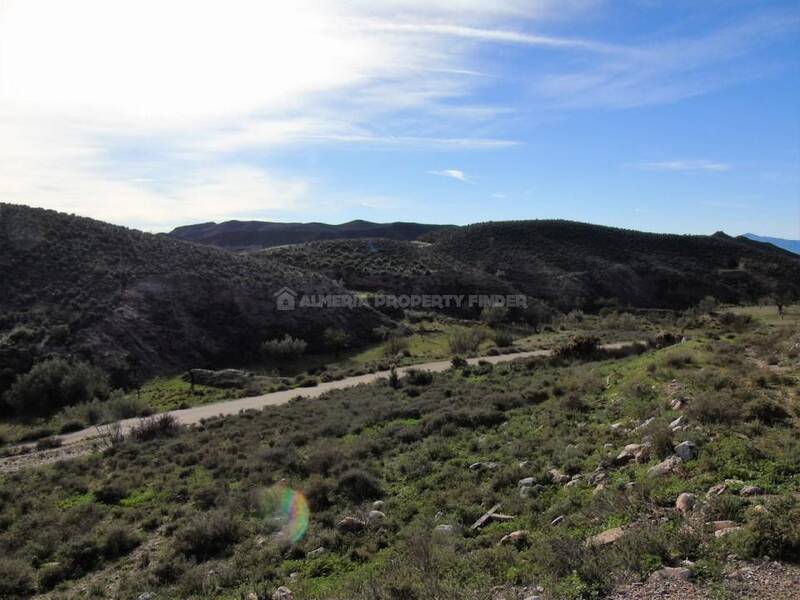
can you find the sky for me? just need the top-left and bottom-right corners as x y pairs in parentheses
(0, 0), (799, 237)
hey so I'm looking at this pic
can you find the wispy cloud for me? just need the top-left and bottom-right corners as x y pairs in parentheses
(634, 160), (732, 172)
(428, 169), (473, 183)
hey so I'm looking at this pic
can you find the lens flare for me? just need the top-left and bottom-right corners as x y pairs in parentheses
(259, 483), (310, 543)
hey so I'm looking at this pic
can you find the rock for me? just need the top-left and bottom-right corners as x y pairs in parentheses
(372, 500), (385, 509)
(588, 470), (607, 486)
(617, 443), (652, 464)
(307, 547), (327, 558)
(137, 594), (156, 600)
(368, 510), (386, 524)
(337, 516), (366, 532)
(551, 515), (565, 526)
(669, 416), (687, 430)
(715, 526), (743, 538)
(740, 485), (765, 497)
(648, 455), (682, 478)
(289, 572), (300, 580)
(603, 443), (614, 449)
(674, 440), (698, 461)
(709, 520), (739, 532)
(548, 468), (571, 485)
(648, 567), (692, 582)
(434, 524), (456, 534)
(184, 368), (252, 388)
(670, 398), (686, 411)
(523, 597), (542, 600)
(518, 477), (536, 488)
(587, 526), (626, 546)
(706, 483), (728, 497)
(752, 504), (768, 514)
(470, 461), (500, 471)
(564, 475), (582, 488)
(245, 593), (258, 600)
(610, 422), (626, 431)
(499, 530), (528, 545)
(675, 492), (696, 513)
(624, 482), (638, 490)
(632, 417), (655, 433)
(593, 482), (607, 495)
(272, 587), (293, 600)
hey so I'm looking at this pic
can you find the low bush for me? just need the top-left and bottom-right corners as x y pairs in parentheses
(687, 393), (742, 424)
(0, 557), (35, 599)
(130, 414), (180, 441)
(448, 328), (487, 354)
(405, 369), (433, 386)
(335, 469), (383, 503)
(494, 330), (514, 348)
(383, 334), (410, 357)
(175, 512), (243, 562)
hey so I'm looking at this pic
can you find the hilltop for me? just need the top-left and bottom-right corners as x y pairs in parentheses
(167, 219), (454, 251)
(0, 204), (391, 406)
(430, 220), (800, 310)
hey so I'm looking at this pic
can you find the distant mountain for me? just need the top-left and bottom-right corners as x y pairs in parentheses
(167, 219), (455, 250)
(742, 233), (800, 255)
(431, 220), (800, 310)
(0, 204), (391, 406)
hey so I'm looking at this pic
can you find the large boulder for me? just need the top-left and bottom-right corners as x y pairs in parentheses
(184, 368), (252, 388)
(648, 567), (691, 582)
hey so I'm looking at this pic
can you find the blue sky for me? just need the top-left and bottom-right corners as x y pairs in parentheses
(1, 0), (798, 237)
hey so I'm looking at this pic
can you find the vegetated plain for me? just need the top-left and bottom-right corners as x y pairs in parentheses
(0, 305), (798, 599)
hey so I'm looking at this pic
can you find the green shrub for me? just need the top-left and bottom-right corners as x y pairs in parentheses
(555, 336), (599, 360)
(448, 328), (486, 354)
(130, 414), (180, 441)
(6, 358), (109, 417)
(383, 334), (410, 357)
(100, 525), (141, 560)
(335, 469), (383, 503)
(494, 330), (514, 348)
(738, 497), (800, 561)
(175, 512), (242, 561)
(480, 305), (509, 327)
(262, 334), (308, 359)
(0, 558), (35, 599)
(687, 393), (742, 424)
(405, 369), (433, 386)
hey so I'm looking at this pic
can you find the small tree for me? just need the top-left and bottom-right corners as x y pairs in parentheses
(323, 327), (349, 357)
(383, 334), (410, 357)
(6, 358), (109, 417)
(698, 295), (717, 314)
(262, 334), (308, 360)
(480, 305), (508, 327)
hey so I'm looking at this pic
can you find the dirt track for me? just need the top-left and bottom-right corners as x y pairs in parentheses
(0, 343), (636, 472)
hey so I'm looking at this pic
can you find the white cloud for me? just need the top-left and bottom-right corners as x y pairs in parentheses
(428, 169), (472, 183)
(634, 160), (732, 172)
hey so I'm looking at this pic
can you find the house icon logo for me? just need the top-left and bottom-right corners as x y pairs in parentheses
(274, 287), (297, 311)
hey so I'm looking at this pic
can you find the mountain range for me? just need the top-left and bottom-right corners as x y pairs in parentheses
(3, 204), (799, 407)
(743, 233), (800, 255)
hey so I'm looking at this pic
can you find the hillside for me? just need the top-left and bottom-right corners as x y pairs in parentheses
(0, 204), (391, 404)
(262, 238), (518, 316)
(431, 221), (800, 310)
(167, 219), (455, 251)
(743, 233), (800, 255)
